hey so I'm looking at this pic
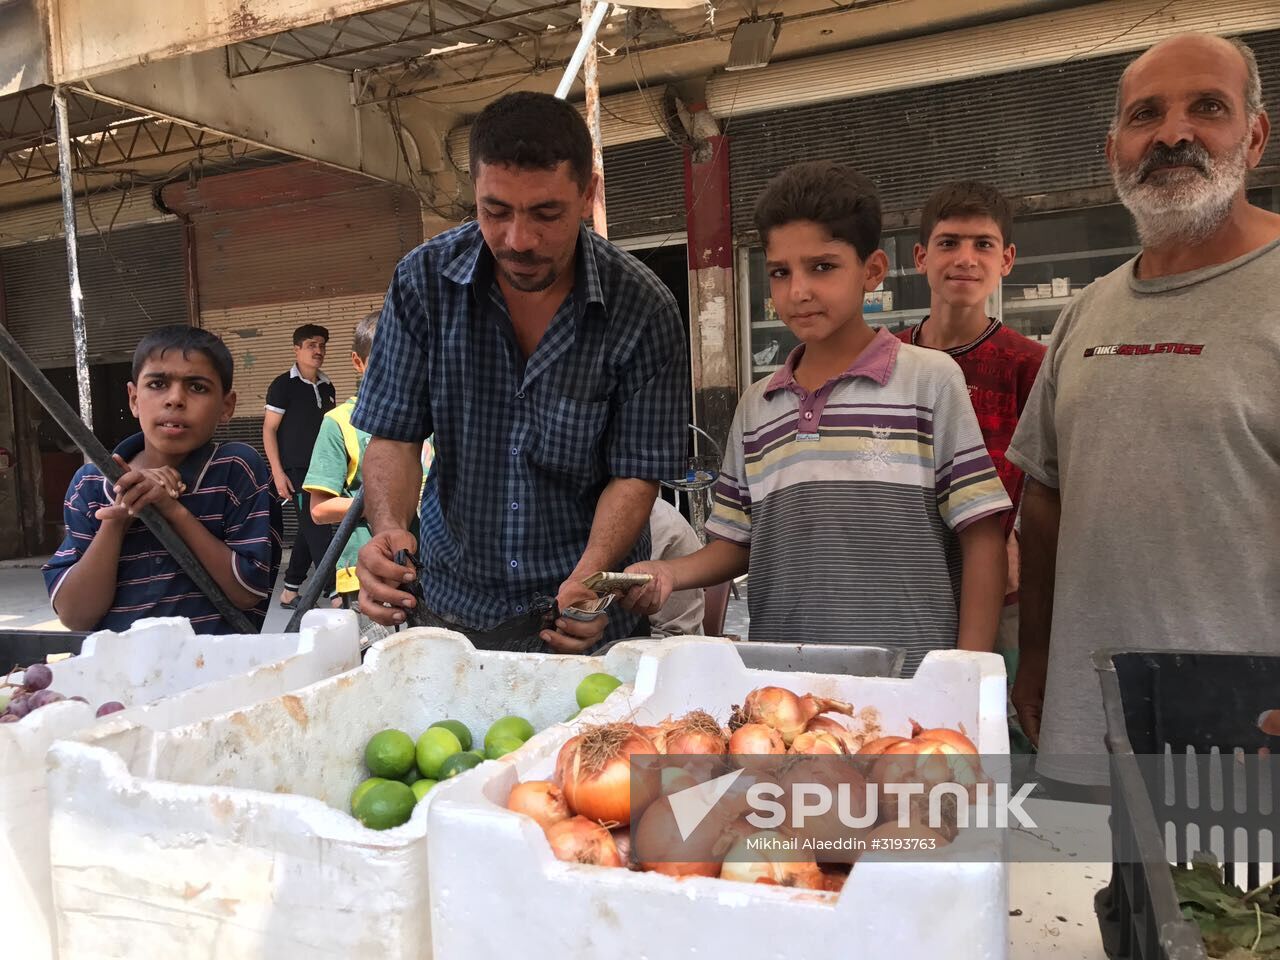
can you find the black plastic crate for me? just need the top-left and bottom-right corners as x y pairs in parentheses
(1095, 650), (1280, 960)
(0, 630), (87, 672)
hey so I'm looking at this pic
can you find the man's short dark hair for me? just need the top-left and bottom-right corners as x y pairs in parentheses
(919, 181), (1014, 246)
(132, 325), (234, 393)
(352, 310), (380, 363)
(469, 92), (593, 189)
(754, 161), (882, 261)
(293, 323), (329, 346)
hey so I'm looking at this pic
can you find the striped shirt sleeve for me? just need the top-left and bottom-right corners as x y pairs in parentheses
(703, 397), (752, 547)
(221, 445), (283, 600)
(932, 363), (1012, 531)
(42, 468), (103, 603)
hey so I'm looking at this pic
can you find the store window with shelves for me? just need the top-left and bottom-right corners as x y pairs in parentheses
(739, 186), (1280, 383)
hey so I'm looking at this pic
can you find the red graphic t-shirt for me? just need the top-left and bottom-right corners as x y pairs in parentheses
(897, 318), (1046, 533)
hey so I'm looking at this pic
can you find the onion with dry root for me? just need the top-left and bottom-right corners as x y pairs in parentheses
(545, 816), (624, 867)
(556, 722), (660, 825)
(662, 710), (728, 756)
(734, 687), (855, 746)
(506, 780), (571, 831)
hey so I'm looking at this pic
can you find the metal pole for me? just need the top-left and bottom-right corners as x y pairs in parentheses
(0, 322), (258, 635)
(553, 0), (610, 99)
(581, 0), (607, 237)
(52, 87), (93, 433)
(285, 486), (366, 633)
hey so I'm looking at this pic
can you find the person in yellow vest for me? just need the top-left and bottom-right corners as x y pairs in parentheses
(304, 310), (430, 607)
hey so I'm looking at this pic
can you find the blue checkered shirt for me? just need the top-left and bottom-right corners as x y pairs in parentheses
(352, 221), (689, 641)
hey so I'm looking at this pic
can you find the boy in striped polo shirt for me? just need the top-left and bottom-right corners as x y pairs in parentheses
(624, 162), (1011, 673)
(43, 326), (282, 634)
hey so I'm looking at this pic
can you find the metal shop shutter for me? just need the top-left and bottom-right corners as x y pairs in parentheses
(728, 28), (1280, 234)
(603, 137), (686, 240)
(0, 220), (187, 366)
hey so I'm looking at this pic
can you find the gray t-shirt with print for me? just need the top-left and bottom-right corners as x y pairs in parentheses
(1007, 236), (1280, 786)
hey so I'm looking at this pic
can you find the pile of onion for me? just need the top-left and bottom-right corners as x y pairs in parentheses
(733, 686), (856, 747)
(861, 720), (981, 831)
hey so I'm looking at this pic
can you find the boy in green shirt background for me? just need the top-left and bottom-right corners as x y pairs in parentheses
(305, 311), (431, 607)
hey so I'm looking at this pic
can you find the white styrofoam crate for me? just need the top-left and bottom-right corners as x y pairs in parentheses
(427, 642), (1011, 960)
(4, 610), (361, 959)
(44, 627), (668, 959)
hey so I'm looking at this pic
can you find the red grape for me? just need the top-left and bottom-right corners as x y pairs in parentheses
(23, 664), (52, 692)
(27, 690), (65, 709)
(96, 701), (125, 718)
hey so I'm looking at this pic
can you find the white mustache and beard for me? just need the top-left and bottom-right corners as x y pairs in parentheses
(1111, 133), (1251, 248)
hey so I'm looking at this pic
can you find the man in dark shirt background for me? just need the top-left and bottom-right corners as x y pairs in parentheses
(263, 323), (338, 607)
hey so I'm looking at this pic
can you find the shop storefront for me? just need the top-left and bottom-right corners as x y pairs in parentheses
(733, 29), (1280, 384)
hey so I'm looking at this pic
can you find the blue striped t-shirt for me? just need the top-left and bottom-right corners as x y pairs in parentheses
(42, 433), (283, 634)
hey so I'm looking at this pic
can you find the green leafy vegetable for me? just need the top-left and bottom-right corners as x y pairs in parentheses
(1173, 856), (1280, 959)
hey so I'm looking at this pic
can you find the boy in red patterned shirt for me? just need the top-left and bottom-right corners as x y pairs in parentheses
(897, 182), (1045, 702)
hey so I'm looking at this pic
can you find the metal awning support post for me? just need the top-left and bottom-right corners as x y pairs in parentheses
(52, 86), (93, 433)
(555, 0), (609, 237)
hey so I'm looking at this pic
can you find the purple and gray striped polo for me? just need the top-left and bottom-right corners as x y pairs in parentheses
(705, 327), (1011, 674)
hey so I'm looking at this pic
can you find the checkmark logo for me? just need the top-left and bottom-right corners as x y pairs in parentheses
(667, 768), (746, 841)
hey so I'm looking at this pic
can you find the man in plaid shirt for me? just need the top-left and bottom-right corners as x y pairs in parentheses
(353, 92), (689, 652)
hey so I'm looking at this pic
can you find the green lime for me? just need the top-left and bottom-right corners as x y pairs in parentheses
(484, 716), (534, 751)
(486, 735), (525, 760)
(411, 778), (438, 802)
(469, 749), (485, 761)
(430, 719), (473, 752)
(353, 780), (416, 830)
(350, 776), (391, 814)
(401, 766), (422, 785)
(364, 729), (416, 779)
(576, 673), (622, 709)
(439, 751), (484, 779)
(416, 726), (462, 779)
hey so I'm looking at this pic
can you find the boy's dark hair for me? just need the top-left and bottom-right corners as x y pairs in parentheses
(469, 92), (593, 190)
(352, 310), (380, 363)
(293, 323), (330, 346)
(131, 325), (234, 393)
(918, 181), (1014, 246)
(753, 161), (882, 261)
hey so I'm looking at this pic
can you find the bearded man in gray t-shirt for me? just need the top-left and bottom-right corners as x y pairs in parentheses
(1006, 32), (1280, 789)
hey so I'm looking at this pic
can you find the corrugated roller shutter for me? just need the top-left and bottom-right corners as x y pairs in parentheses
(0, 188), (173, 249)
(603, 137), (686, 239)
(189, 178), (421, 409)
(728, 28), (1280, 235)
(0, 220), (187, 365)
(706, 0), (1280, 119)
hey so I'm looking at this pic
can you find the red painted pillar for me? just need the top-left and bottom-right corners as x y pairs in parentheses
(682, 109), (738, 463)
